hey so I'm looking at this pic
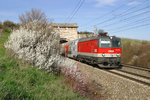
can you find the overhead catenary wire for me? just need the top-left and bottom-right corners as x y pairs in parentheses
(65, 0), (82, 22)
(98, 10), (150, 31)
(67, 0), (85, 22)
(80, 0), (149, 29)
(82, 3), (128, 25)
(95, 4), (150, 26)
(107, 16), (150, 31)
(99, 5), (150, 28)
(80, 0), (136, 27)
(111, 22), (150, 33)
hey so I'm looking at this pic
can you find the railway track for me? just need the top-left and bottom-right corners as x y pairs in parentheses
(117, 69), (150, 80)
(76, 59), (150, 87)
(103, 69), (150, 87)
(122, 64), (150, 72)
(95, 64), (150, 87)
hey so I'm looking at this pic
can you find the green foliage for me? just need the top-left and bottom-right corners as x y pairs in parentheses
(3, 20), (20, 29)
(0, 21), (2, 29)
(2, 20), (20, 33)
(0, 57), (87, 100)
(78, 31), (93, 34)
(2, 26), (11, 33)
(0, 79), (33, 100)
(3, 21), (15, 28)
(0, 32), (10, 57)
(0, 32), (88, 100)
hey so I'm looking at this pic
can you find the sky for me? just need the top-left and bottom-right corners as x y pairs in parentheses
(0, 0), (150, 40)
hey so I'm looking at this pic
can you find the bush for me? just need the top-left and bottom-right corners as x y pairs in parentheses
(78, 31), (93, 34)
(2, 20), (19, 33)
(2, 26), (11, 33)
(0, 21), (2, 29)
(3, 21), (15, 29)
(5, 21), (60, 72)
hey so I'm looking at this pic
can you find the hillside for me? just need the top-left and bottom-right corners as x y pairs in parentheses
(0, 32), (88, 100)
(121, 38), (143, 45)
(121, 38), (150, 68)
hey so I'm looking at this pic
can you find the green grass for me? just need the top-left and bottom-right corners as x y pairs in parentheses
(0, 32), (88, 100)
(121, 38), (143, 45)
(0, 32), (10, 57)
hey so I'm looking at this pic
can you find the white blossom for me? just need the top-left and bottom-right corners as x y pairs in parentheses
(5, 21), (60, 71)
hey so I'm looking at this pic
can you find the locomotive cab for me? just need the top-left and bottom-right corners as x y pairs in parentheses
(98, 36), (121, 68)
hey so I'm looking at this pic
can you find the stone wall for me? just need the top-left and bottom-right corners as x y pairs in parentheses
(51, 23), (78, 41)
(55, 27), (78, 41)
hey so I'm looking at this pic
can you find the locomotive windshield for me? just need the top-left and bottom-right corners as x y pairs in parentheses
(111, 40), (121, 48)
(100, 40), (111, 48)
(100, 39), (121, 48)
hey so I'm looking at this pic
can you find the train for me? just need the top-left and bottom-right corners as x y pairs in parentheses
(60, 33), (122, 68)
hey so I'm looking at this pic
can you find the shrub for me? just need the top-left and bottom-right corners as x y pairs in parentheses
(2, 26), (11, 33)
(3, 21), (16, 29)
(5, 21), (60, 72)
(0, 21), (2, 29)
(78, 31), (93, 34)
(3, 20), (20, 31)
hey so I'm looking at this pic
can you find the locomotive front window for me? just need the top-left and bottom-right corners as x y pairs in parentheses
(100, 40), (111, 48)
(112, 40), (121, 48)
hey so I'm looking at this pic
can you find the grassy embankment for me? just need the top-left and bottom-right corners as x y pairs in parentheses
(0, 32), (87, 100)
(122, 38), (150, 68)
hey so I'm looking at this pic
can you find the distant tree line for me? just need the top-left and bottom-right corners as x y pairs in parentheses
(78, 31), (94, 34)
(0, 20), (20, 33)
(0, 22), (2, 29)
(78, 29), (106, 35)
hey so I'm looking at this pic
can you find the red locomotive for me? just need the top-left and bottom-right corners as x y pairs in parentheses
(61, 33), (122, 68)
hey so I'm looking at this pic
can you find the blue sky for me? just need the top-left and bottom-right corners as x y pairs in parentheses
(0, 0), (150, 40)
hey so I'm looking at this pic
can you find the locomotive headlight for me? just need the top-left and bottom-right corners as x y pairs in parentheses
(116, 53), (120, 57)
(102, 53), (105, 57)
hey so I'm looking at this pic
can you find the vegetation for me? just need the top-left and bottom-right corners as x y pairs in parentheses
(121, 38), (142, 45)
(98, 29), (105, 34)
(3, 21), (18, 30)
(78, 31), (93, 34)
(0, 20), (20, 33)
(0, 32), (88, 99)
(19, 8), (47, 24)
(0, 21), (2, 29)
(122, 38), (150, 68)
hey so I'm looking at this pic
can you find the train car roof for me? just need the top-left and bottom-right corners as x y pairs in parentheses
(78, 36), (110, 42)
(78, 35), (121, 43)
(62, 36), (121, 44)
